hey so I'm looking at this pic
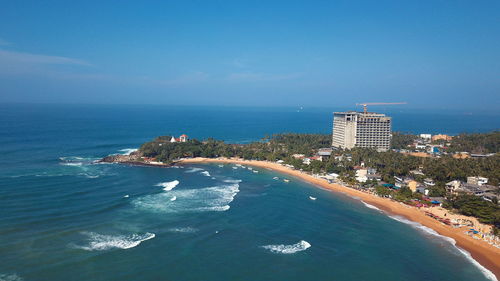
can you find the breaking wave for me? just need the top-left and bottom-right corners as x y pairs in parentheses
(118, 148), (138, 155)
(74, 232), (155, 251)
(389, 215), (497, 281)
(262, 240), (311, 254)
(155, 180), (180, 191)
(185, 167), (204, 173)
(133, 182), (240, 213)
(60, 162), (83, 167)
(361, 201), (382, 212)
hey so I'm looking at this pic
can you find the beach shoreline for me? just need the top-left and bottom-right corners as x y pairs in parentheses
(176, 157), (500, 279)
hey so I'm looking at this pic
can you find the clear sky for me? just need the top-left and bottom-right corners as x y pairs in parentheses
(1, 0), (499, 110)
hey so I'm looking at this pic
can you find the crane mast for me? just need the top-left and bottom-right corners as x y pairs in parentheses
(356, 102), (407, 113)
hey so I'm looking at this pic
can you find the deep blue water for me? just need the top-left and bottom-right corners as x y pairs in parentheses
(0, 104), (498, 281)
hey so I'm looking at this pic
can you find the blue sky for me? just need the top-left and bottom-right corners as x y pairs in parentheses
(0, 0), (499, 110)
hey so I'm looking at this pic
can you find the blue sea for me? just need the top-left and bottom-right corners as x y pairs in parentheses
(1, 104), (499, 281)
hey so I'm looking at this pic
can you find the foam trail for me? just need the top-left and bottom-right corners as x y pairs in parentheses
(456, 248), (498, 281)
(223, 179), (242, 183)
(185, 167), (204, 173)
(0, 273), (23, 281)
(75, 232), (155, 251)
(388, 215), (498, 281)
(361, 201), (382, 211)
(201, 171), (211, 177)
(133, 182), (240, 213)
(119, 148), (138, 155)
(167, 227), (198, 233)
(60, 162), (83, 167)
(262, 240), (311, 254)
(59, 156), (84, 161)
(155, 180), (180, 191)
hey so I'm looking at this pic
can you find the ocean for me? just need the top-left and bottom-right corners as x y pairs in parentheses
(0, 103), (498, 281)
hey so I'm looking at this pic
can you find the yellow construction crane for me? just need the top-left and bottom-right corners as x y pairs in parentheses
(356, 102), (407, 113)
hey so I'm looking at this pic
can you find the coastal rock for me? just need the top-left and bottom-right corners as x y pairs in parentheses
(100, 151), (143, 163)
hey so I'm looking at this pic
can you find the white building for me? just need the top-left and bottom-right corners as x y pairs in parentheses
(467, 176), (488, 186)
(420, 134), (432, 140)
(355, 168), (368, 183)
(332, 111), (392, 152)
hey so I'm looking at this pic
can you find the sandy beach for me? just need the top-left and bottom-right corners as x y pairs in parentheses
(178, 157), (500, 279)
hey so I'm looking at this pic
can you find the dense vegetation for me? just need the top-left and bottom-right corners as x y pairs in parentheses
(391, 132), (417, 149)
(140, 133), (499, 186)
(138, 132), (500, 231)
(139, 133), (331, 164)
(446, 131), (500, 154)
(443, 195), (500, 228)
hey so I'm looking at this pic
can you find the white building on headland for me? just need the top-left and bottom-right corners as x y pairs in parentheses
(170, 134), (189, 143)
(332, 111), (392, 152)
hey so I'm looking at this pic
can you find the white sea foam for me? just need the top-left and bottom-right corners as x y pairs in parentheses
(218, 165), (224, 168)
(201, 171), (211, 177)
(60, 162), (83, 167)
(185, 167), (204, 173)
(0, 273), (23, 281)
(75, 232), (155, 251)
(194, 205), (230, 211)
(133, 182), (240, 214)
(361, 201), (382, 212)
(223, 179), (242, 183)
(119, 148), (138, 155)
(155, 180), (180, 191)
(167, 227), (198, 233)
(170, 196), (177, 201)
(456, 247), (498, 281)
(253, 170), (259, 173)
(262, 240), (311, 254)
(388, 215), (498, 281)
(59, 156), (85, 161)
(81, 173), (99, 178)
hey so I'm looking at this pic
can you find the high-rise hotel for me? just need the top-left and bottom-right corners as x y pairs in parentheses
(332, 111), (392, 152)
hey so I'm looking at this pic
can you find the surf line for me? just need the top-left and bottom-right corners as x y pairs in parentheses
(175, 157), (500, 280)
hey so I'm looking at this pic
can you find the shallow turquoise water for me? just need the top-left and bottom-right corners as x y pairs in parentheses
(0, 104), (498, 281)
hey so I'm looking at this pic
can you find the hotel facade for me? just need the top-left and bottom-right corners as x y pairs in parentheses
(332, 111), (392, 152)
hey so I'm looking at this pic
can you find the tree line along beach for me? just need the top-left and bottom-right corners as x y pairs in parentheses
(100, 131), (500, 279)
